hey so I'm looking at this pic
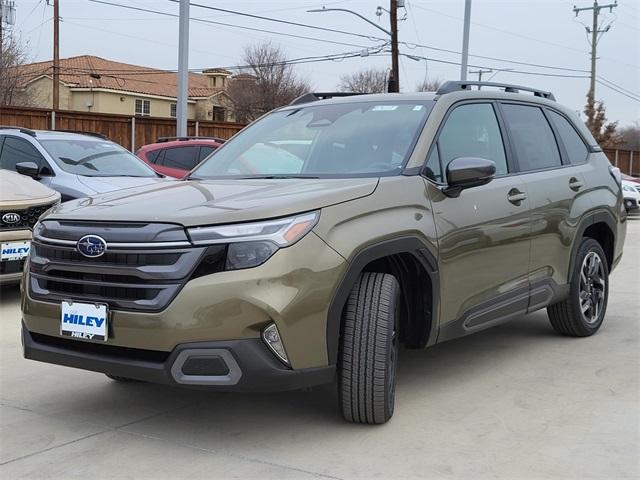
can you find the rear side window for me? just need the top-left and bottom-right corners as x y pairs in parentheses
(146, 149), (161, 163)
(0, 136), (45, 171)
(199, 146), (216, 161)
(161, 146), (200, 170)
(436, 103), (508, 177)
(501, 104), (561, 172)
(547, 110), (589, 165)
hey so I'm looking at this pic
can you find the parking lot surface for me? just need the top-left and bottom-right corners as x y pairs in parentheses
(1, 219), (638, 480)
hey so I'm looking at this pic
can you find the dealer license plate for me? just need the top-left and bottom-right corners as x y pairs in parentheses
(61, 301), (108, 341)
(0, 241), (30, 261)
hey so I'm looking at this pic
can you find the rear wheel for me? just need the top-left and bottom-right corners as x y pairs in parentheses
(548, 238), (609, 337)
(338, 272), (400, 424)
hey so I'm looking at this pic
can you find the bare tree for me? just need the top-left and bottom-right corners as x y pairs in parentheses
(338, 67), (388, 93)
(618, 122), (640, 151)
(227, 42), (311, 122)
(416, 78), (444, 92)
(583, 93), (622, 148)
(0, 31), (30, 105)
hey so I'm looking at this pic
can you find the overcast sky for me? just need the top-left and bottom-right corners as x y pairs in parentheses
(9, 0), (640, 126)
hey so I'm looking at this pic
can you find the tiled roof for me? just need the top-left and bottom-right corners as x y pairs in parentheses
(16, 55), (225, 99)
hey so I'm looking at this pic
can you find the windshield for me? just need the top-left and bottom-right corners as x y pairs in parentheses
(40, 139), (158, 177)
(191, 100), (434, 179)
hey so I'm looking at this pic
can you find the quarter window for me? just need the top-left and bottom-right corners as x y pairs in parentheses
(0, 136), (45, 171)
(501, 104), (561, 171)
(547, 110), (589, 165)
(135, 99), (151, 116)
(436, 103), (508, 177)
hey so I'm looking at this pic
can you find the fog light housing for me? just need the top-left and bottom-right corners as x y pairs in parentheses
(262, 322), (289, 366)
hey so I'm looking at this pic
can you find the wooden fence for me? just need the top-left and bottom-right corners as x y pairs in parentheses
(603, 148), (639, 177)
(0, 105), (246, 151)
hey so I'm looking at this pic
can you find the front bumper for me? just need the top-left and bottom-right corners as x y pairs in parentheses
(22, 324), (335, 391)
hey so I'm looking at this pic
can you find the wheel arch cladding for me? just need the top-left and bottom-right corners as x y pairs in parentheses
(326, 237), (439, 365)
(569, 211), (616, 280)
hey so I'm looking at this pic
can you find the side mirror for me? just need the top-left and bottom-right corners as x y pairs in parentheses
(15, 162), (41, 179)
(443, 157), (496, 198)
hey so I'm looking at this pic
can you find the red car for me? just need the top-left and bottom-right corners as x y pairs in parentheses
(136, 137), (225, 178)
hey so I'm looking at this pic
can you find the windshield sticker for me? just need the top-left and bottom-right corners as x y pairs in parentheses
(413, 105), (424, 111)
(372, 105), (398, 111)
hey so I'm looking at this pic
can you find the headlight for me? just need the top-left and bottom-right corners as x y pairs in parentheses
(188, 211), (319, 270)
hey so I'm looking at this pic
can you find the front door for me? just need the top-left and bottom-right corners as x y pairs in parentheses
(423, 102), (532, 338)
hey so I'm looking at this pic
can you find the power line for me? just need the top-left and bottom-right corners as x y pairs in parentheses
(597, 76), (640, 99)
(596, 80), (640, 102)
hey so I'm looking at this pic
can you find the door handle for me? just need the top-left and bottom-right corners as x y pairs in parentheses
(507, 188), (527, 206)
(569, 177), (584, 191)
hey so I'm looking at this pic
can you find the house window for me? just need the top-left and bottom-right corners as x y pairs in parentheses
(135, 99), (151, 116)
(212, 106), (226, 122)
(170, 103), (177, 118)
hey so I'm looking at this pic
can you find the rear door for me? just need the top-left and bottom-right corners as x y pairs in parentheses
(427, 102), (532, 336)
(499, 102), (591, 301)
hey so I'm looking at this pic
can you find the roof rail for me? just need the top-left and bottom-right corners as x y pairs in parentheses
(436, 81), (556, 101)
(156, 136), (226, 143)
(0, 126), (37, 137)
(289, 92), (366, 106)
(54, 129), (108, 139)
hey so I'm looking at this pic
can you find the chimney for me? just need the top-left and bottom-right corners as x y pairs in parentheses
(202, 68), (232, 90)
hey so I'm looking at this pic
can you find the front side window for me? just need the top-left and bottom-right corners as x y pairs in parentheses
(135, 99), (151, 116)
(191, 101), (434, 179)
(40, 139), (157, 177)
(0, 136), (45, 171)
(501, 104), (561, 172)
(435, 103), (508, 178)
(547, 110), (589, 165)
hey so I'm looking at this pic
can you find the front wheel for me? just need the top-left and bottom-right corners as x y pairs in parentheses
(338, 272), (400, 424)
(547, 238), (609, 336)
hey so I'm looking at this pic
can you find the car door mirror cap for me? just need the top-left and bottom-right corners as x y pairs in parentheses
(443, 157), (496, 198)
(15, 161), (42, 179)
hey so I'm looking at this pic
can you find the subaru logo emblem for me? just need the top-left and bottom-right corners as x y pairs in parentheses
(2, 213), (21, 224)
(77, 235), (107, 258)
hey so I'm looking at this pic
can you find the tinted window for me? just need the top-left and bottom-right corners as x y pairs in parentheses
(0, 136), (45, 171)
(199, 146), (216, 161)
(501, 104), (561, 171)
(548, 110), (588, 165)
(146, 149), (161, 163)
(191, 101), (434, 179)
(162, 146), (200, 170)
(424, 147), (443, 183)
(39, 139), (157, 177)
(437, 103), (508, 176)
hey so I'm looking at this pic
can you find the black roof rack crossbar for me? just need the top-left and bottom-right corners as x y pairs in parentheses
(54, 129), (108, 139)
(289, 92), (366, 106)
(0, 126), (37, 137)
(156, 136), (226, 143)
(436, 81), (556, 101)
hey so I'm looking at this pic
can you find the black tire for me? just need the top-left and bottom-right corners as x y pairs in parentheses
(338, 272), (400, 424)
(105, 374), (140, 382)
(547, 238), (609, 337)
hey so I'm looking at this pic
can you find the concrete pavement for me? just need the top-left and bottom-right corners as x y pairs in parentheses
(1, 219), (638, 479)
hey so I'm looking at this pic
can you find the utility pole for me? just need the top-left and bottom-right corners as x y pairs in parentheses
(469, 69), (492, 82)
(52, 0), (60, 112)
(389, 0), (399, 93)
(573, 0), (618, 102)
(460, 0), (472, 81)
(176, 0), (189, 137)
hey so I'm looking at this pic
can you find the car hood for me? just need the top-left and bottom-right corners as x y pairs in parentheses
(0, 170), (60, 208)
(76, 175), (168, 194)
(47, 178), (379, 227)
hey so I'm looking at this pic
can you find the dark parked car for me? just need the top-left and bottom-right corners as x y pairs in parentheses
(136, 137), (225, 178)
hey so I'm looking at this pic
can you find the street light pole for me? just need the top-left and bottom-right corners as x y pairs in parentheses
(176, 0), (189, 137)
(460, 0), (472, 81)
(308, 5), (399, 92)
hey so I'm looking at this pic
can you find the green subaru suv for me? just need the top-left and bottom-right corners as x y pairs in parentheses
(21, 82), (626, 424)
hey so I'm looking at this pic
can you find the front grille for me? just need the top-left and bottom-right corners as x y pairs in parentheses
(28, 221), (226, 312)
(1, 203), (54, 230)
